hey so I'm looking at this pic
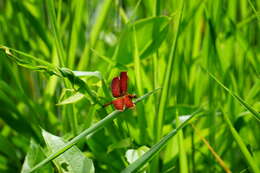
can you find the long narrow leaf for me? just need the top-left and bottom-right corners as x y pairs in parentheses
(78, 0), (113, 69)
(154, 1), (184, 142)
(46, 0), (66, 66)
(222, 112), (260, 173)
(121, 108), (201, 173)
(205, 69), (260, 122)
(152, 2), (183, 171)
(176, 111), (188, 173)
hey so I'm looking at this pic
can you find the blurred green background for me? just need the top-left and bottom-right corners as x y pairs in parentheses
(0, 0), (259, 172)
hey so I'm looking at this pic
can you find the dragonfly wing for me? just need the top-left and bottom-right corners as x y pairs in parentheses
(111, 77), (121, 97)
(120, 72), (128, 95)
(124, 95), (135, 108)
(112, 98), (125, 111)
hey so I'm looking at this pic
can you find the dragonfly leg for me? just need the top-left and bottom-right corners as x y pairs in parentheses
(103, 101), (112, 107)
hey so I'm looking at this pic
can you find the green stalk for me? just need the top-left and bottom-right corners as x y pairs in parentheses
(154, 0), (183, 142)
(176, 111), (188, 173)
(152, 54), (158, 91)
(152, 0), (159, 107)
(133, 24), (146, 143)
(151, 0), (160, 157)
(68, 0), (84, 68)
(57, 0), (62, 27)
(153, 0), (160, 16)
(152, 1), (184, 171)
(223, 112), (260, 173)
(133, 25), (143, 95)
(27, 89), (160, 173)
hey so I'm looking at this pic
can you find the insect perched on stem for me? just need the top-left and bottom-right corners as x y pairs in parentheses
(103, 72), (136, 111)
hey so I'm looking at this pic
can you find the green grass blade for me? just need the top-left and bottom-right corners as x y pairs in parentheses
(78, 0), (113, 70)
(205, 69), (260, 122)
(68, 0), (84, 68)
(27, 88), (161, 172)
(133, 25), (143, 95)
(191, 124), (232, 173)
(133, 24), (146, 143)
(153, 0), (160, 16)
(176, 111), (189, 173)
(121, 108), (201, 173)
(1, 1), (260, 172)
(222, 112), (260, 173)
(46, 0), (66, 66)
(152, 1), (183, 171)
(154, 0), (184, 142)
(0, 46), (54, 67)
(247, 0), (260, 21)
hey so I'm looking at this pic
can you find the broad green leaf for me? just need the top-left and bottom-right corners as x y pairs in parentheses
(42, 130), (94, 173)
(116, 16), (170, 64)
(21, 140), (53, 173)
(125, 146), (150, 173)
(125, 146), (150, 164)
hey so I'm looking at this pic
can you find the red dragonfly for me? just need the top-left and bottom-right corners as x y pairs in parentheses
(103, 72), (136, 111)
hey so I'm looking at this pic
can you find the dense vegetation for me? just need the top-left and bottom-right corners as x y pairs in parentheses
(0, 0), (259, 172)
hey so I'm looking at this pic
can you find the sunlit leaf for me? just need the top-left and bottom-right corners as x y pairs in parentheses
(21, 140), (53, 173)
(42, 130), (95, 173)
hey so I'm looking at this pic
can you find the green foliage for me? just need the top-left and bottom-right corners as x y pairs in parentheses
(117, 16), (170, 64)
(41, 130), (94, 173)
(0, 0), (259, 173)
(21, 140), (54, 173)
(122, 109), (200, 173)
